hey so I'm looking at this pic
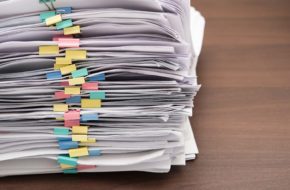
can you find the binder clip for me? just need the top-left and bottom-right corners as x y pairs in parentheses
(39, 0), (56, 11)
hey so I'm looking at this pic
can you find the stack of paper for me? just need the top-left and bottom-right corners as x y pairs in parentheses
(0, 0), (205, 176)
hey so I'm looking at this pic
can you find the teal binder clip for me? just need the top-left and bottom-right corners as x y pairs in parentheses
(40, 11), (56, 22)
(39, 0), (56, 3)
(54, 128), (70, 135)
(63, 169), (78, 174)
(58, 155), (78, 166)
(39, 0), (56, 11)
(56, 19), (73, 30)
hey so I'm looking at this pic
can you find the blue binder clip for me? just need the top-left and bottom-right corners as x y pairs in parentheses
(59, 141), (79, 150)
(46, 71), (62, 80)
(66, 96), (81, 104)
(81, 113), (99, 121)
(56, 7), (72, 14)
(89, 73), (106, 81)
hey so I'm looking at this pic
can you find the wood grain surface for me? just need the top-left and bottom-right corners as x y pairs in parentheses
(1, 0), (290, 189)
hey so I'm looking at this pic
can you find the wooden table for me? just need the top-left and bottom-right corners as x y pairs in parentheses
(1, 0), (290, 189)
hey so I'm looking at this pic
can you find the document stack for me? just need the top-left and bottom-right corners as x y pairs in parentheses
(0, 0), (205, 176)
